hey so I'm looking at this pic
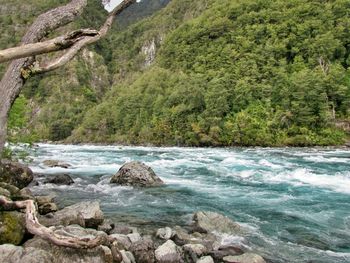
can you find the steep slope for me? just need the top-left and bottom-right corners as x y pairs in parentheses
(1, 0), (109, 142)
(70, 0), (350, 146)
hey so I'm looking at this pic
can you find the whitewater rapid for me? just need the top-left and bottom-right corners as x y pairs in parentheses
(23, 144), (350, 263)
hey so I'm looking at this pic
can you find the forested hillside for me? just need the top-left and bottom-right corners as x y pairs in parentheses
(4, 0), (350, 146)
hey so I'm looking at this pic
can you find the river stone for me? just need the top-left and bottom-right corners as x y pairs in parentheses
(40, 201), (104, 228)
(192, 211), (241, 234)
(44, 173), (74, 185)
(183, 243), (207, 262)
(0, 244), (24, 263)
(110, 241), (123, 262)
(120, 250), (136, 263)
(0, 160), (33, 189)
(0, 186), (11, 197)
(197, 256), (214, 263)
(109, 234), (132, 250)
(156, 227), (175, 240)
(209, 245), (244, 261)
(0, 211), (26, 245)
(223, 253), (266, 263)
(20, 225), (111, 263)
(97, 219), (114, 234)
(43, 160), (71, 169)
(110, 161), (164, 187)
(39, 202), (58, 215)
(36, 195), (56, 205)
(155, 240), (183, 263)
(128, 232), (142, 243)
(130, 238), (155, 263)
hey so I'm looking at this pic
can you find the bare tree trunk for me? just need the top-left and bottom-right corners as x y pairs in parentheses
(0, 0), (88, 157)
(0, 0), (135, 157)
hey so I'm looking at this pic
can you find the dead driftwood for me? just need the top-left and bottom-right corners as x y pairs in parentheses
(0, 195), (105, 248)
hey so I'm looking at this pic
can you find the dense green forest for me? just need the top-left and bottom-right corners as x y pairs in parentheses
(3, 0), (350, 147)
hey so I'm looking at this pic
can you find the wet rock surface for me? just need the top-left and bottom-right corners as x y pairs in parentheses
(0, 160), (33, 189)
(110, 161), (164, 187)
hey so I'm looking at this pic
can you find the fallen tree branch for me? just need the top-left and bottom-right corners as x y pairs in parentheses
(0, 195), (105, 249)
(25, 0), (136, 76)
(0, 29), (99, 64)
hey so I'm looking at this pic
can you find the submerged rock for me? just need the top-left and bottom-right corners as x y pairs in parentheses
(43, 160), (71, 169)
(40, 201), (104, 228)
(0, 211), (26, 245)
(0, 160), (33, 189)
(110, 161), (164, 187)
(192, 211), (241, 235)
(44, 174), (74, 185)
(222, 253), (266, 263)
(155, 240), (183, 263)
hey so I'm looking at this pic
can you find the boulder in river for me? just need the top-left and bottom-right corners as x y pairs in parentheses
(0, 160), (33, 189)
(192, 211), (241, 235)
(43, 160), (71, 169)
(40, 201), (104, 229)
(110, 161), (164, 187)
(44, 173), (74, 185)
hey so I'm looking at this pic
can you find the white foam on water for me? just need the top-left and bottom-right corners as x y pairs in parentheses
(258, 159), (283, 169)
(304, 155), (349, 163)
(265, 169), (350, 194)
(221, 156), (256, 166)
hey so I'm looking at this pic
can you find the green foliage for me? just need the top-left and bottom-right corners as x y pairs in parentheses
(71, 0), (349, 146)
(3, 0), (350, 146)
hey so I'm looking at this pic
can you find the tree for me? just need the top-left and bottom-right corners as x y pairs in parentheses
(0, 0), (136, 156)
(0, 0), (136, 249)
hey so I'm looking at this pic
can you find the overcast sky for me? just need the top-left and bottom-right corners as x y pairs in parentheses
(105, 0), (140, 11)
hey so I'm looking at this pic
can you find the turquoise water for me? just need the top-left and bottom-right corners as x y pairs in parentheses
(27, 144), (350, 263)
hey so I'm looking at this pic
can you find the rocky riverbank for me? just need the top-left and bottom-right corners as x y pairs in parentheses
(0, 160), (267, 263)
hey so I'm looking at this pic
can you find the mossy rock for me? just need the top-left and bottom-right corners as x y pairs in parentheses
(0, 211), (26, 245)
(0, 160), (33, 189)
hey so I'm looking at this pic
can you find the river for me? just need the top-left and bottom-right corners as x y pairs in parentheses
(23, 144), (350, 263)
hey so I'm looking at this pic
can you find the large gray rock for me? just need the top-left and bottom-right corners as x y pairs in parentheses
(0, 160), (33, 189)
(130, 238), (155, 263)
(21, 225), (110, 263)
(110, 161), (164, 187)
(192, 211), (241, 235)
(44, 174), (74, 185)
(40, 201), (104, 228)
(222, 253), (266, 263)
(0, 211), (26, 245)
(0, 244), (24, 263)
(155, 240), (183, 263)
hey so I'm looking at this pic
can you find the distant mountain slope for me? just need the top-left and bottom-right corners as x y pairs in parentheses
(3, 0), (350, 146)
(70, 0), (350, 146)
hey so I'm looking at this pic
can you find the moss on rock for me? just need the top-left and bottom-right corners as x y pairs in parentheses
(0, 211), (26, 245)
